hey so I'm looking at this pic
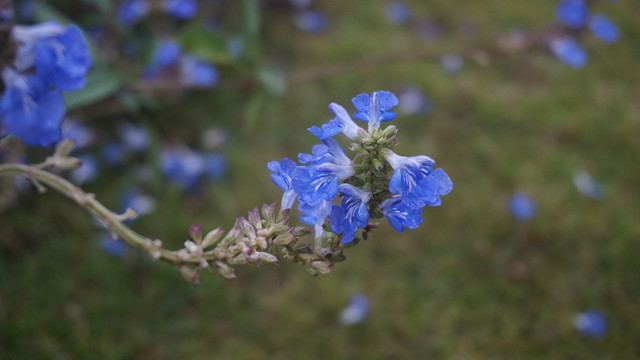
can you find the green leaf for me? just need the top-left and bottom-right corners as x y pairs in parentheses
(64, 71), (123, 110)
(177, 24), (232, 64)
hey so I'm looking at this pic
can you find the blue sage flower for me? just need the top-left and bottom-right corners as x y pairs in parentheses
(13, 22), (91, 91)
(328, 102), (366, 139)
(329, 184), (371, 244)
(163, 0), (197, 20)
(1, 69), (65, 147)
(381, 195), (423, 232)
(267, 157), (298, 209)
(556, 0), (589, 29)
(549, 36), (587, 69)
(509, 191), (536, 221)
(589, 14), (619, 44)
(384, 151), (437, 208)
(299, 200), (332, 239)
(118, 0), (150, 26)
(351, 91), (399, 132)
(179, 56), (219, 87)
(339, 294), (370, 325)
(574, 309), (607, 338)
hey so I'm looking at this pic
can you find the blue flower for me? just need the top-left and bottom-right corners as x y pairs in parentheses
(549, 36), (587, 69)
(351, 91), (399, 132)
(118, 123), (150, 153)
(574, 309), (607, 338)
(100, 233), (128, 257)
(202, 153), (227, 181)
(267, 157), (298, 209)
(1, 69), (65, 147)
(12, 22), (91, 91)
(144, 40), (182, 77)
(294, 10), (328, 33)
(509, 191), (536, 221)
(384, 151), (436, 208)
(179, 56), (219, 87)
(70, 155), (99, 185)
(387, 2), (411, 25)
(556, 0), (589, 29)
(329, 184), (371, 244)
(440, 53), (464, 75)
(299, 199), (332, 239)
(398, 86), (431, 116)
(573, 170), (605, 201)
(60, 118), (94, 150)
(589, 14), (619, 44)
(327, 102), (365, 139)
(118, 0), (150, 26)
(381, 195), (423, 232)
(416, 168), (453, 207)
(339, 294), (370, 325)
(120, 188), (156, 219)
(163, 0), (197, 20)
(293, 139), (354, 205)
(160, 147), (205, 191)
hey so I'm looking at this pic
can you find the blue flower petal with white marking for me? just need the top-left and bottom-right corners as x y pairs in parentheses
(308, 118), (344, 140)
(328, 102), (365, 139)
(381, 195), (423, 232)
(299, 200), (332, 239)
(1, 69), (65, 147)
(267, 157), (298, 209)
(385, 151), (438, 208)
(351, 90), (399, 132)
(416, 168), (453, 207)
(556, 0), (589, 29)
(329, 184), (370, 244)
(589, 14), (619, 44)
(550, 36), (587, 69)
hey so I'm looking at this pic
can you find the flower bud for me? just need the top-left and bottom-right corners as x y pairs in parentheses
(201, 227), (224, 248)
(189, 224), (203, 243)
(215, 261), (236, 279)
(247, 206), (262, 230)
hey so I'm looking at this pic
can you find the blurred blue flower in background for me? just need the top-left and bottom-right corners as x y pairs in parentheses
(573, 170), (605, 201)
(118, 123), (150, 153)
(549, 37), (587, 69)
(386, 2), (411, 25)
(574, 309), (607, 338)
(339, 294), (370, 325)
(179, 56), (219, 88)
(70, 155), (99, 185)
(589, 14), (619, 44)
(294, 10), (328, 33)
(144, 40), (182, 77)
(118, 0), (150, 26)
(415, 19), (442, 42)
(397, 86), (431, 116)
(509, 191), (536, 221)
(121, 188), (156, 219)
(100, 233), (128, 257)
(202, 153), (227, 181)
(556, 0), (589, 29)
(440, 53), (464, 75)
(163, 0), (198, 20)
(60, 119), (94, 150)
(160, 147), (205, 191)
(102, 141), (128, 166)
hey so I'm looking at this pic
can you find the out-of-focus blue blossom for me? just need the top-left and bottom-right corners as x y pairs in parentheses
(226, 36), (244, 59)
(144, 40), (182, 77)
(574, 309), (607, 338)
(162, 0), (198, 20)
(179, 56), (219, 87)
(329, 184), (371, 244)
(121, 188), (156, 218)
(118, 123), (150, 153)
(102, 141), (128, 166)
(12, 22), (91, 91)
(440, 53), (464, 75)
(339, 294), (370, 325)
(118, 0), (150, 26)
(550, 36), (587, 69)
(85, 25), (107, 43)
(17, 0), (35, 20)
(70, 155), (99, 185)
(100, 234), (128, 257)
(299, 200), (332, 239)
(290, 0), (313, 8)
(160, 147), (205, 190)
(397, 86), (431, 116)
(573, 170), (605, 201)
(202, 153), (227, 181)
(1, 69), (65, 147)
(268, 158), (298, 210)
(60, 119), (94, 150)
(381, 195), (423, 232)
(589, 14), (619, 44)
(351, 91), (399, 132)
(415, 20), (442, 42)
(387, 2), (411, 25)
(294, 10), (328, 33)
(509, 191), (536, 221)
(556, 0), (589, 29)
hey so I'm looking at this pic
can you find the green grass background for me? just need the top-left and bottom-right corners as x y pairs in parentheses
(2, 0), (640, 358)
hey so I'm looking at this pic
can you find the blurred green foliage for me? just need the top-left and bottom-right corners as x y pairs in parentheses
(1, 0), (640, 358)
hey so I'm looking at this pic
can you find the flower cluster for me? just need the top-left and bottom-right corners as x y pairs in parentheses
(550, 0), (619, 68)
(0, 22), (91, 147)
(119, 0), (198, 26)
(268, 91), (452, 245)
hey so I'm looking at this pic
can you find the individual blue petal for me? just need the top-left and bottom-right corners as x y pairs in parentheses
(381, 195), (423, 232)
(329, 185), (370, 244)
(298, 144), (331, 165)
(417, 168), (453, 207)
(268, 158), (299, 209)
(1, 69), (65, 147)
(339, 294), (370, 325)
(509, 191), (536, 221)
(294, 10), (328, 33)
(387, 2), (411, 25)
(118, 0), (150, 26)
(550, 36), (587, 69)
(70, 155), (99, 185)
(589, 14), (619, 44)
(328, 103), (364, 139)
(298, 200), (332, 239)
(574, 310), (607, 338)
(179, 56), (219, 87)
(308, 118), (344, 140)
(556, 0), (589, 29)
(162, 0), (197, 20)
